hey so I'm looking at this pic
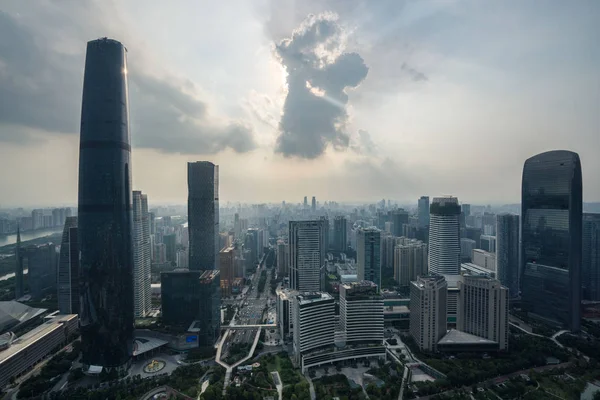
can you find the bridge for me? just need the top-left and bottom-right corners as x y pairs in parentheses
(226, 323), (277, 330)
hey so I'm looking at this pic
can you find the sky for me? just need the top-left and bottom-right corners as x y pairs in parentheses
(0, 0), (598, 207)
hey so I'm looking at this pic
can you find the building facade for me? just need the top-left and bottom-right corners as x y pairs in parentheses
(78, 38), (134, 370)
(220, 246), (235, 297)
(394, 239), (428, 288)
(429, 196), (461, 275)
(582, 214), (600, 301)
(58, 217), (79, 315)
(339, 281), (384, 345)
(292, 292), (335, 362)
(409, 275), (447, 352)
(521, 150), (582, 331)
(457, 275), (509, 351)
(27, 244), (57, 301)
(133, 191), (151, 318)
(333, 216), (348, 252)
(357, 228), (382, 289)
(496, 214), (520, 298)
(188, 161), (219, 271)
(418, 196), (430, 228)
(289, 220), (327, 292)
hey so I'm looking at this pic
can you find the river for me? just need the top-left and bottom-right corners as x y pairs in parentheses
(0, 228), (64, 247)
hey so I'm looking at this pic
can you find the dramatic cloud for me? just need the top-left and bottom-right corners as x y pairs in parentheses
(274, 13), (368, 159)
(0, 8), (256, 155)
(351, 129), (377, 155)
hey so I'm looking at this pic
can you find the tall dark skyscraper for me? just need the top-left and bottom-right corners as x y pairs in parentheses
(521, 150), (582, 331)
(357, 228), (381, 289)
(582, 213), (600, 301)
(58, 216), (79, 314)
(391, 209), (409, 237)
(78, 38), (134, 370)
(333, 216), (347, 252)
(418, 196), (430, 228)
(496, 213), (519, 298)
(188, 162), (219, 271)
(311, 196), (316, 212)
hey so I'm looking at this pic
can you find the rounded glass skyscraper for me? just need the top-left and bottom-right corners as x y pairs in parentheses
(428, 196), (461, 275)
(78, 38), (134, 370)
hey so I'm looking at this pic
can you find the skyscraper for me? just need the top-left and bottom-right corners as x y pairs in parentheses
(58, 217), (79, 315)
(339, 281), (384, 345)
(311, 196), (316, 212)
(496, 213), (520, 298)
(188, 161), (219, 271)
(333, 216), (348, 252)
(428, 196), (461, 275)
(457, 275), (509, 351)
(78, 38), (134, 371)
(410, 275), (447, 352)
(292, 292), (335, 365)
(28, 243), (57, 301)
(14, 225), (23, 300)
(132, 191), (151, 318)
(391, 209), (409, 237)
(418, 196), (430, 228)
(521, 150), (582, 331)
(289, 220), (327, 292)
(394, 239), (428, 288)
(582, 214), (600, 301)
(220, 246), (235, 297)
(357, 228), (382, 289)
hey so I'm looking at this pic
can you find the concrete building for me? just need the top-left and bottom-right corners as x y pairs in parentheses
(457, 275), (509, 351)
(0, 315), (78, 388)
(276, 288), (297, 340)
(429, 197), (461, 275)
(276, 240), (289, 277)
(339, 281), (384, 345)
(394, 239), (428, 288)
(409, 275), (447, 352)
(391, 210), (409, 237)
(357, 228), (382, 289)
(496, 214), (520, 298)
(289, 220), (327, 292)
(292, 292), (335, 365)
(472, 249), (496, 273)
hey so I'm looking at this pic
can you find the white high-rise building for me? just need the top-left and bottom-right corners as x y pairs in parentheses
(457, 275), (509, 350)
(289, 220), (327, 292)
(339, 281), (384, 345)
(292, 292), (335, 365)
(394, 239), (428, 287)
(410, 275), (448, 352)
(132, 191), (151, 318)
(429, 196), (461, 275)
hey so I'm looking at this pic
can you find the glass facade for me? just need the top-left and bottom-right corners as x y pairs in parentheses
(521, 150), (582, 331)
(58, 217), (79, 314)
(496, 214), (519, 298)
(188, 162), (219, 270)
(582, 214), (600, 301)
(78, 38), (134, 368)
(357, 228), (381, 290)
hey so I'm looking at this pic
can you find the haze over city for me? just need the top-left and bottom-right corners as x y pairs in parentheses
(0, 0), (598, 207)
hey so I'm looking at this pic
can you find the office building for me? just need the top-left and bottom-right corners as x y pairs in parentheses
(188, 161), (219, 270)
(394, 239), (428, 288)
(409, 275), (447, 352)
(220, 246), (235, 297)
(521, 150), (582, 331)
(496, 214), (520, 298)
(276, 288), (297, 340)
(292, 292), (335, 362)
(472, 249), (496, 273)
(392, 210), (409, 237)
(0, 315), (78, 388)
(462, 204), (471, 217)
(276, 240), (289, 276)
(160, 269), (220, 346)
(132, 191), (151, 318)
(311, 196), (316, 213)
(357, 228), (382, 289)
(429, 196), (461, 275)
(289, 220), (327, 292)
(164, 234), (177, 264)
(480, 235), (496, 253)
(583, 214), (600, 301)
(418, 196), (430, 228)
(27, 244), (57, 301)
(457, 275), (509, 351)
(58, 217), (79, 315)
(339, 281), (384, 345)
(460, 238), (476, 262)
(78, 38), (134, 371)
(333, 216), (347, 252)
(380, 234), (399, 279)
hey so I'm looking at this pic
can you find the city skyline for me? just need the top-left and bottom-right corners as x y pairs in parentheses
(0, 1), (599, 207)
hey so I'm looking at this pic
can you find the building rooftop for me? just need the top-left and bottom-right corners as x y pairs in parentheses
(297, 292), (333, 305)
(461, 263), (494, 277)
(0, 314), (77, 363)
(437, 329), (497, 345)
(0, 301), (47, 334)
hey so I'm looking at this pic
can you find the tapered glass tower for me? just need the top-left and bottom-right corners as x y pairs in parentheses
(521, 150), (582, 331)
(77, 38), (134, 370)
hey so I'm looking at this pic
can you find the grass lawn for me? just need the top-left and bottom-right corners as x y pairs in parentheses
(263, 353), (305, 386)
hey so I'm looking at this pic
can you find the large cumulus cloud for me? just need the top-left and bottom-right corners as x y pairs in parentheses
(0, 8), (256, 154)
(274, 13), (368, 159)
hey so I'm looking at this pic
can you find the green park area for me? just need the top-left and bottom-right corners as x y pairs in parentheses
(313, 374), (365, 400)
